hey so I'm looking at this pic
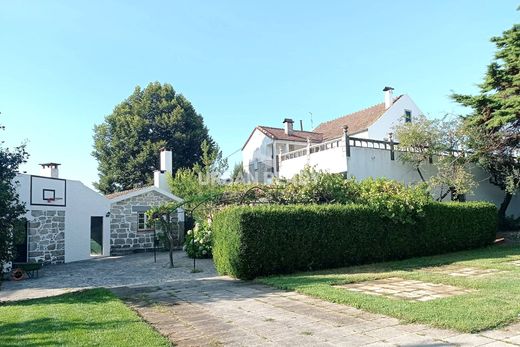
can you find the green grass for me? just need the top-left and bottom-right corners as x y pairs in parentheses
(0, 288), (170, 347)
(258, 244), (520, 333)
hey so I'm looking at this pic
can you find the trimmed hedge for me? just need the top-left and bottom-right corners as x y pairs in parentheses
(212, 202), (497, 279)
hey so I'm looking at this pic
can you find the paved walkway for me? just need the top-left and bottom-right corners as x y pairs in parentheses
(0, 251), (216, 301)
(2, 252), (520, 346)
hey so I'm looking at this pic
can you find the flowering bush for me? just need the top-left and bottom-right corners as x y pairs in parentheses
(184, 221), (212, 258)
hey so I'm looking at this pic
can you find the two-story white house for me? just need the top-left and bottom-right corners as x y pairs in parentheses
(241, 86), (520, 216)
(242, 86), (420, 182)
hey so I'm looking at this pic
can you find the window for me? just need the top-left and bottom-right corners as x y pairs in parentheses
(137, 212), (149, 231)
(404, 110), (412, 123)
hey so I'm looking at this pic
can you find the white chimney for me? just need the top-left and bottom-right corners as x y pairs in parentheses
(154, 148), (172, 191)
(160, 148), (172, 173)
(383, 86), (394, 109)
(283, 118), (294, 135)
(39, 163), (60, 178)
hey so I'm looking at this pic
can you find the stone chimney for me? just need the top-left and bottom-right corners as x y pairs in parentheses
(39, 163), (60, 178)
(283, 118), (294, 135)
(154, 148), (172, 191)
(383, 86), (394, 109)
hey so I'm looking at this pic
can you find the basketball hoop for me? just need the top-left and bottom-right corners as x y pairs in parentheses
(45, 198), (55, 204)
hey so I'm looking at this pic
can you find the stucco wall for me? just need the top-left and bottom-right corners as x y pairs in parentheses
(242, 129), (275, 183)
(110, 190), (184, 254)
(347, 147), (520, 216)
(279, 143), (348, 178)
(368, 95), (423, 140)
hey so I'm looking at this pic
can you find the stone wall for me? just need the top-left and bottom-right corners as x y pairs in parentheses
(28, 209), (65, 264)
(110, 190), (184, 255)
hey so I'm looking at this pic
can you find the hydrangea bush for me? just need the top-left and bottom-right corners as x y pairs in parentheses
(184, 221), (212, 259)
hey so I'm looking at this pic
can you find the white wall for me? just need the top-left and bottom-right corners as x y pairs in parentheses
(14, 173), (111, 263)
(279, 145), (348, 179)
(368, 95), (423, 140)
(242, 129), (274, 182)
(65, 180), (111, 262)
(347, 147), (520, 216)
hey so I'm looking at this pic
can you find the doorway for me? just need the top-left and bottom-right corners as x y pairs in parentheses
(90, 216), (103, 255)
(13, 219), (28, 263)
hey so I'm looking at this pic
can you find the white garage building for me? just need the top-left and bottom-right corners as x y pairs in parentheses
(12, 163), (111, 264)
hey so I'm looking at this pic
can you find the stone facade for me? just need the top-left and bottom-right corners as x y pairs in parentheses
(110, 190), (184, 255)
(28, 209), (65, 264)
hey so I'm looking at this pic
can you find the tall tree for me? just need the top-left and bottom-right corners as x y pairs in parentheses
(452, 22), (520, 225)
(0, 119), (28, 269)
(93, 82), (214, 194)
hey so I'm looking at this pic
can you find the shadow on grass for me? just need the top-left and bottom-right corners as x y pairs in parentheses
(0, 289), (145, 347)
(260, 244), (520, 286)
(0, 288), (115, 307)
(0, 317), (139, 347)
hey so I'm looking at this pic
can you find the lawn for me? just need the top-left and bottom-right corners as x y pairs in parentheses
(0, 288), (170, 347)
(259, 244), (520, 333)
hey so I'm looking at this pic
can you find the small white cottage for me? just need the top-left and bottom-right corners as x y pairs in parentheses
(13, 163), (111, 264)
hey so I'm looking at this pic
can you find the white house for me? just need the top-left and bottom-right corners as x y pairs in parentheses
(12, 163), (111, 264)
(106, 148), (185, 255)
(242, 86), (520, 216)
(242, 86), (421, 183)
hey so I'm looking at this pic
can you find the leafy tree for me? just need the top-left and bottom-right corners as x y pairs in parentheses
(0, 120), (28, 269)
(394, 115), (475, 201)
(394, 115), (441, 182)
(231, 161), (244, 182)
(452, 22), (520, 225)
(93, 82), (214, 194)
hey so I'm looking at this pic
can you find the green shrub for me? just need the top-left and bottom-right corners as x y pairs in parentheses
(212, 202), (497, 279)
(184, 221), (212, 258)
(355, 178), (431, 224)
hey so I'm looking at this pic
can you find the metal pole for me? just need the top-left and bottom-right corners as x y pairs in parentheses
(191, 211), (196, 272)
(153, 228), (157, 263)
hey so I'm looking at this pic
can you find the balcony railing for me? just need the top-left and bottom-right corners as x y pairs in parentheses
(280, 138), (343, 162)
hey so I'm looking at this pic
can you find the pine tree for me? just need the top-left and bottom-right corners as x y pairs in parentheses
(452, 22), (520, 225)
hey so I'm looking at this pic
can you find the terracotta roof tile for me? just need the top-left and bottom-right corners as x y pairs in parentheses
(257, 126), (323, 142)
(313, 95), (402, 140)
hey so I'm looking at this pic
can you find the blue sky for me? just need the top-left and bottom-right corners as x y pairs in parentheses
(0, 1), (517, 189)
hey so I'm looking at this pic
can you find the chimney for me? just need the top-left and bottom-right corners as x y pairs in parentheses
(154, 148), (172, 191)
(160, 148), (172, 173)
(39, 163), (60, 178)
(283, 118), (294, 135)
(383, 86), (394, 109)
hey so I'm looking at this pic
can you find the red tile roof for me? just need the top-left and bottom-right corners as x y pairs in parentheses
(243, 96), (402, 148)
(257, 126), (324, 142)
(242, 126), (323, 149)
(313, 96), (402, 140)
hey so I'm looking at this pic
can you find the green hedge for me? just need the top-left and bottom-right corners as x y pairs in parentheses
(212, 202), (497, 279)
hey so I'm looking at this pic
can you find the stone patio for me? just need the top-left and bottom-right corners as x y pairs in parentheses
(337, 277), (473, 302)
(3, 252), (520, 346)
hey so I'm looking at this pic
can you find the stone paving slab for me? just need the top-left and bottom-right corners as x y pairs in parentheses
(3, 252), (520, 346)
(116, 277), (520, 346)
(336, 277), (473, 302)
(427, 266), (505, 278)
(0, 251), (216, 302)
(509, 260), (520, 267)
